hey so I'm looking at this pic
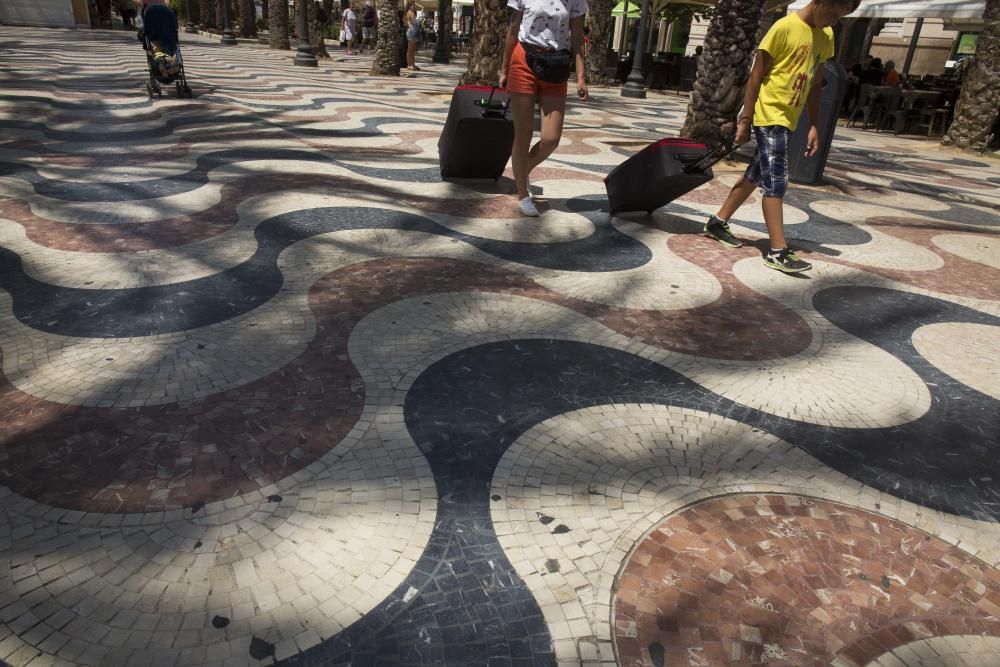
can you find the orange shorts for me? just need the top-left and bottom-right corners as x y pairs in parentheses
(506, 42), (568, 98)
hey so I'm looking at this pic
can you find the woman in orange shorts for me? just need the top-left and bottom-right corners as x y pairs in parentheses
(499, 0), (589, 217)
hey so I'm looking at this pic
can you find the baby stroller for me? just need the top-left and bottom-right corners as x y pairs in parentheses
(138, 3), (193, 98)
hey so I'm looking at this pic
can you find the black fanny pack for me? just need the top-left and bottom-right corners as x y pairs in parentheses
(522, 44), (572, 84)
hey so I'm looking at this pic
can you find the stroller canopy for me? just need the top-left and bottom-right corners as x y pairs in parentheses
(143, 4), (178, 56)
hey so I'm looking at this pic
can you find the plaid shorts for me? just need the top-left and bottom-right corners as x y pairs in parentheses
(744, 125), (790, 198)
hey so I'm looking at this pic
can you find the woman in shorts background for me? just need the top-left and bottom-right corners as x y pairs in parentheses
(405, 1), (420, 72)
(499, 0), (588, 217)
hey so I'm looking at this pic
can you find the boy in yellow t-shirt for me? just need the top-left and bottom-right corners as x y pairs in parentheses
(704, 0), (859, 274)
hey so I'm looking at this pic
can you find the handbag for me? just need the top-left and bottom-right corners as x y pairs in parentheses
(522, 44), (572, 84)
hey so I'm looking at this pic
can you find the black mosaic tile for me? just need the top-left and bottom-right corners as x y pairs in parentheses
(0, 206), (650, 337)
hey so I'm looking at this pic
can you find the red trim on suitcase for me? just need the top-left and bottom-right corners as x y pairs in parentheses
(603, 138), (707, 182)
(650, 138), (706, 150)
(455, 85), (505, 93)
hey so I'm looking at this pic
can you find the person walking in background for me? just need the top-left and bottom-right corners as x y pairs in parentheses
(498, 0), (589, 217)
(405, 1), (420, 72)
(703, 0), (860, 273)
(120, 0), (137, 29)
(342, 3), (357, 55)
(361, 0), (376, 54)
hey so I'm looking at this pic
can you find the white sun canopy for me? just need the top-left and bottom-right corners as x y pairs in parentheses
(786, 0), (986, 19)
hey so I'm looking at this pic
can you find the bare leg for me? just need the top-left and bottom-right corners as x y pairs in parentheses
(407, 40), (416, 68)
(510, 93), (536, 200)
(716, 176), (756, 221)
(761, 196), (786, 249)
(526, 94), (566, 173)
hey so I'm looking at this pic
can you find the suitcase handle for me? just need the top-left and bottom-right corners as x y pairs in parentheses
(680, 143), (740, 174)
(475, 83), (509, 119)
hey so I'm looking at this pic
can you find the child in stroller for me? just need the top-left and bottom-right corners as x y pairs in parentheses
(138, 3), (193, 98)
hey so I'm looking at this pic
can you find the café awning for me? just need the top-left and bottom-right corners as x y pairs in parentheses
(612, 0), (641, 18)
(786, 0), (986, 19)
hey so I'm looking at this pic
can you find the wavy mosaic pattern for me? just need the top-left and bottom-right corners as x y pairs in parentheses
(1, 24), (999, 667)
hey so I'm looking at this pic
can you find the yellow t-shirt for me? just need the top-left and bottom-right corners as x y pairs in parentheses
(753, 13), (835, 130)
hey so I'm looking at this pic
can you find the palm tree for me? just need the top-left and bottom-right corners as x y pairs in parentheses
(238, 0), (257, 37)
(188, 0), (201, 26)
(680, 0), (766, 145)
(261, 0), (268, 23)
(586, 0), (613, 85)
(199, 0), (218, 30)
(309, 0), (331, 58)
(460, 0), (508, 85)
(269, 0), (290, 48)
(371, 0), (402, 75)
(943, 0), (1000, 151)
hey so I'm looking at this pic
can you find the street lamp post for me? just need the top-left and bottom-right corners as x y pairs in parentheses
(620, 0), (650, 98)
(432, 0), (451, 64)
(184, 0), (196, 33)
(220, 0), (238, 45)
(293, 0), (318, 66)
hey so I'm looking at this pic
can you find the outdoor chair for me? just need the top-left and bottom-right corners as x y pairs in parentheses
(649, 60), (670, 90)
(876, 89), (909, 134)
(846, 84), (873, 127)
(615, 58), (632, 82)
(848, 85), (892, 130)
(666, 59), (682, 91)
(924, 107), (951, 137)
(676, 57), (696, 95)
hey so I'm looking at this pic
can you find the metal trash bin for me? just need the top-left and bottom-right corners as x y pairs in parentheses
(787, 61), (847, 185)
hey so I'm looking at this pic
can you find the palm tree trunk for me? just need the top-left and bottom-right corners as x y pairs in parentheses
(261, 0), (268, 23)
(680, 0), (766, 146)
(269, 0), (290, 48)
(460, 0), (508, 85)
(942, 0), (1000, 151)
(188, 0), (201, 26)
(238, 0), (257, 37)
(586, 0), (613, 85)
(371, 0), (402, 75)
(308, 1), (330, 58)
(199, 0), (217, 30)
(436, 0), (452, 60)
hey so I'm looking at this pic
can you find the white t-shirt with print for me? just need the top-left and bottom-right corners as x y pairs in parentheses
(508, 0), (587, 52)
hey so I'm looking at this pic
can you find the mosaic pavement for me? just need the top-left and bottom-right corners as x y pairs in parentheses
(1, 24), (999, 667)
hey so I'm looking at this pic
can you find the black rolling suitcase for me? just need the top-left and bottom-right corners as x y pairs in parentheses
(605, 139), (734, 214)
(439, 85), (515, 181)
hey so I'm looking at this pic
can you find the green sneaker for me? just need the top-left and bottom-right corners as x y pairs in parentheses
(704, 216), (743, 248)
(763, 248), (812, 274)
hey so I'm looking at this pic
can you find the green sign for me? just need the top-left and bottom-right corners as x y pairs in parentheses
(956, 33), (978, 55)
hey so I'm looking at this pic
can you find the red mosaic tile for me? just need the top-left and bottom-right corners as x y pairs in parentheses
(614, 494), (1000, 666)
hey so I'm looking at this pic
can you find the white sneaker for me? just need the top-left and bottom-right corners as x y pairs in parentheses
(519, 196), (539, 217)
